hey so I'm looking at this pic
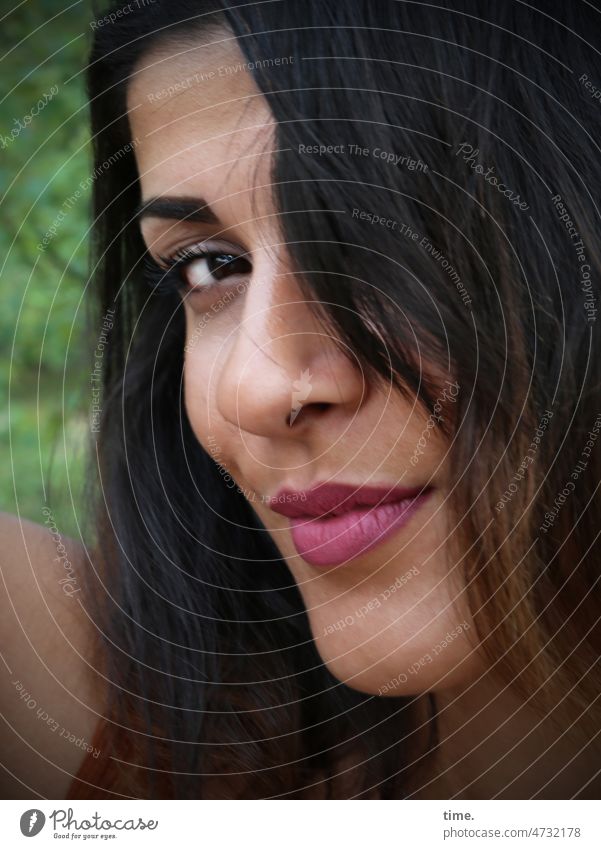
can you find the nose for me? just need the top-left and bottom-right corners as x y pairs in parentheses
(215, 257), (365, 437)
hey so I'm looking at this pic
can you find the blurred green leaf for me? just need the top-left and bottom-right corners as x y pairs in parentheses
(1, 1), (94, 538)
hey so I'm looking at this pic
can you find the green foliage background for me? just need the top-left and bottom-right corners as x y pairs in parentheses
(1, 2), (95, 538)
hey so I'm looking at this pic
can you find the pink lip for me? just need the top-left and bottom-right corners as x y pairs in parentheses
(267, 483), (434, 567)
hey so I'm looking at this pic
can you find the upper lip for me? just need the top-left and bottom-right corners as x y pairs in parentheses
(267, 482), (432, 519)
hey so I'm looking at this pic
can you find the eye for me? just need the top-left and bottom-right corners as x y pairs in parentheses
(144, 244), (252, 299)
(181, 251), (251, 290)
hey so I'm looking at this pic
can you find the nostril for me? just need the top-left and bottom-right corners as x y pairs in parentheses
(288, 401), (330, 427)
(288, 401), (331, 426)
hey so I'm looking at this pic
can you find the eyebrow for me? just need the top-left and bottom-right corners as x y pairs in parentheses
(135, 195), (219, 224)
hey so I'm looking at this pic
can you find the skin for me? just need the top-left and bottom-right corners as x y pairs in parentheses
(128, 32), (479, 699)
(0, 514), (99, 798)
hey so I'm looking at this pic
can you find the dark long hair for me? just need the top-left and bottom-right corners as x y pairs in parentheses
(71, 0), (601, 798)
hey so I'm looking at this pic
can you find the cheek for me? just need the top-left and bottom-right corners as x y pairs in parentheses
(182, 312), (223, 447)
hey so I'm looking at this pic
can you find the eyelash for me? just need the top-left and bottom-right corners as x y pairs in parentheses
(144, 243), (252, 299)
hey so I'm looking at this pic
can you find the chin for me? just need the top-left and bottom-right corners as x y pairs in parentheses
(312, 629), (483, 698)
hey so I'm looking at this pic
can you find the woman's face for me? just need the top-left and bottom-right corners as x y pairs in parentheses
(128, 33), (481, 696)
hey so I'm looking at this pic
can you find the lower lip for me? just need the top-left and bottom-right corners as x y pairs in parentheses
(288, 490), (434, 568)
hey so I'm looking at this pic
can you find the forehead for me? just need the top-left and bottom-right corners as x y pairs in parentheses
(127, 31), (275, 205)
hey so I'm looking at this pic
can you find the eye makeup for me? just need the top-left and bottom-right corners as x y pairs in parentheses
(144, 242), (252, 300)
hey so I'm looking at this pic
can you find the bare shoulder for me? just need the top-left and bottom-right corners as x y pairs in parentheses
(0, 511), (104, 799)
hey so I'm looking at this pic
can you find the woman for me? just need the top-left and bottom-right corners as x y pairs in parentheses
(2, 0), (600, 799)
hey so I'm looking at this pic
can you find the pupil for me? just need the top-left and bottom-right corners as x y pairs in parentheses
(208, 254), (249, 280)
